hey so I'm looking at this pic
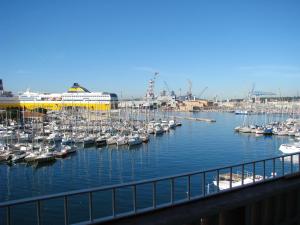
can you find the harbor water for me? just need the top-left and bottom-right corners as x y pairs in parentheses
(0, 112), (294, 224)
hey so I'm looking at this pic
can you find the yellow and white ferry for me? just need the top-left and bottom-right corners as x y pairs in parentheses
(0, 81), (118, 111)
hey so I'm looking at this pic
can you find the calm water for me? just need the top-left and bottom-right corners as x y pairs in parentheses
(0, 112), (294, 224)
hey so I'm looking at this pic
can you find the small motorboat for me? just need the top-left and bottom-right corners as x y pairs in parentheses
(154, 125), (164, 135)
(11, 151), (29, 163)
(239, 127), (252, 133)
(24, 152), (40, 162)
(213, 172), (263, 190)
(96, 136), (107, 147)
(279, 143), (300, 154)
(168, 120), (176, 129)
(106, 136), (117, 145)
(116, 136), (128, 146)
(35, 152), (56, 163)
(83, 136), (95, 147)
(56, 145), (77, 158)
(128, 135), (142, 146)
(0, 151), (12, 162)
(140, 133), (150, 143)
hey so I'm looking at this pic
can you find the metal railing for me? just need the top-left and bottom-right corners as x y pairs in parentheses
(1, 152), (300, 225)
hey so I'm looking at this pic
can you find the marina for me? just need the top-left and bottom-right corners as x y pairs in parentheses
(0, 112), (295, 199)
(234, 117), (300, 137)
(0, 80), (299, 224)
(0, 108), (182, 167)
(0, 112), (299, 225)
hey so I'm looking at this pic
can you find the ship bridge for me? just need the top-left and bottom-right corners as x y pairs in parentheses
(67, 83), (91, 93)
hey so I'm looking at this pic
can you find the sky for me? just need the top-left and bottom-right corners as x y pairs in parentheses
(0, 0), (300, 99)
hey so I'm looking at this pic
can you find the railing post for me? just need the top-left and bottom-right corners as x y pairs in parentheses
(273, 158), (276, 178)
(112, 188), (116, 217)
(216, 169), (220, 192)
(6, 206), (10, 225)
(64, 196), (69, 225)
(263, 160), (266, 180)
(153, 182), (157, 208)
(37, 200), (41, 225)
(202, 172), (206, 196)
(170, 178), (174, 204)
(133, 185), (137, 213)
(282, 156), (285, 176)
(291, 155), (293, 174)
(253, 162), (256, 183)
(241, 164), (244, 185)
(187, 175), (191, 200)
(298, 153), (300, 172)
(88, 192), (93, 222)
(230, 167), (233, 189)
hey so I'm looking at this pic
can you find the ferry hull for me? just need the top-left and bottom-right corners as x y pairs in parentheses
(0, 101), (114, 111)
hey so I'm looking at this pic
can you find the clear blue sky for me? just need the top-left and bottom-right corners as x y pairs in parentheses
(1, 0), (299, 99)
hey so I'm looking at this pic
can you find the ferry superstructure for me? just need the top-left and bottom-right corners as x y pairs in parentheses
(0, 82), (118, 111)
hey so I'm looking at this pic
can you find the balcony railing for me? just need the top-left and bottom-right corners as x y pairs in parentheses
(1, 152), (300, 225)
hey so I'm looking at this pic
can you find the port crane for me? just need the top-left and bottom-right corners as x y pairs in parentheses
(214, 95), (218, 103)
(145, 72), (159, 100)
(248, 83), (276, 102)
(198, 86), (208, 99)
(252, 91), (276, 96)
(187, 79), (193, 100)
(163, 81), (170, 95)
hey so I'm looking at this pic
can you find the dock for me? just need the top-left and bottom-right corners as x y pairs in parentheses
(173, 116), (216, 123)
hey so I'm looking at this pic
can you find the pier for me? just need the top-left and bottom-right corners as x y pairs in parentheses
(171, 116), (216, 123)
(1, 152), (300, 225)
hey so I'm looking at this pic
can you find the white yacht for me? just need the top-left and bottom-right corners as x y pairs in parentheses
(279, 143), (300, 154)
(154, 124), (164, 135)
(168, 120), (176, 129)
(128, 135), (142, 146)
(213, 172), (263, 190)
(116, 136), (128, 146)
